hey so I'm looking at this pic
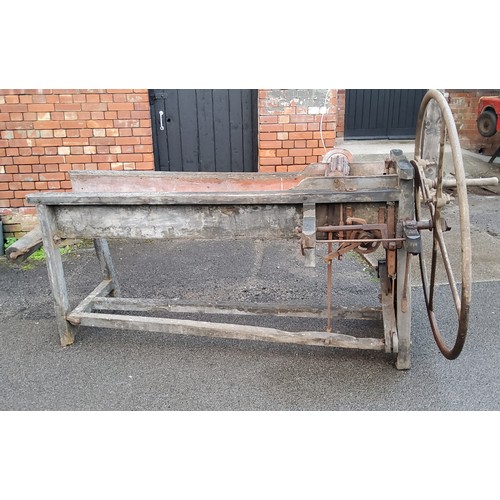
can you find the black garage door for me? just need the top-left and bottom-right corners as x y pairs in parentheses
(149, 89), (258, 172)
(344, 89), (426, 139)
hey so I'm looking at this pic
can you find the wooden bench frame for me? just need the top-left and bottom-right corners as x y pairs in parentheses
(26, 154), (415, 369)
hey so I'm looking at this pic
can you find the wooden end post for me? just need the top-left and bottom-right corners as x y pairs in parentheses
(37, 205), (76, 346)
(394, 153), (415, 370)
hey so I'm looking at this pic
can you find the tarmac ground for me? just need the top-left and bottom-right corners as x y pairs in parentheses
(0, 141), (499, 411)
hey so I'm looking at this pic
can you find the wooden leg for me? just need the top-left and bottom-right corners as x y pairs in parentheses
(38, 205), (76, 346)
(393, 152), (415, 370)
(396, 248), (411, 370)
(94, 238), (121, 297)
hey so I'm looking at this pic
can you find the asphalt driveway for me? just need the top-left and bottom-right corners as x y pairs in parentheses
(1, 229), (498, 411)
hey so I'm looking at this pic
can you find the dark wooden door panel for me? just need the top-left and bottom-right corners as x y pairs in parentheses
(345, 89), (426, 139)
(150, 89), (257, 172)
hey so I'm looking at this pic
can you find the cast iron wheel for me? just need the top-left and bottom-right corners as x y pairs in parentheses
(477, 109), (497, 138)
(413, 89), (472, 360)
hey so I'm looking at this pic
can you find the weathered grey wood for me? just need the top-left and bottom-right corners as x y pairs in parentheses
(421, 98), (441, 180)
(302, 203), (316, 267)
(293, 175), (399, 192)
(69, 163), (389, 194)
(6, 226), (43, 262)
(32, 165), (409, 363)
(70, 169), (304, 184)
(395, 156), (414, 370)
(69, 279), (113, 319)
(69, 311), (386, 351)
(94, 238), (121, 296)
(91, 296), (383, 320)
(37, 205), (76, 347)
(349, 162), (388, 176)
(27, 189), (401, 206)
(380, 289), (398, 354)
(50, 205), (303, 240)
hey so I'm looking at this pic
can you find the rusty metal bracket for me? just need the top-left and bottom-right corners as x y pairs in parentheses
(401, 220), (422, 255)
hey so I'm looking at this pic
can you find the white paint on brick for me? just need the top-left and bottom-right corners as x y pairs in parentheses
(38, 113), (51, 121)
(58, 147), (71, 155)
(308, 106), (320, 114)
(93, 129), (106, 137)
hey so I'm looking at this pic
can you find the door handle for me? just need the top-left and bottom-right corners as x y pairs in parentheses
(159, 110), (165, 131)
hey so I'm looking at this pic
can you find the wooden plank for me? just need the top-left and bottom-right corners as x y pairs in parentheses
(213, 90), (231, 172)
(70, 311), (386, 351)
(69, 166), (390, 193)
(293, 175), (399, 191)
(241, 90), (256, 172)
(6, 226), (43, 262)
(165, 90), (183, 171)
(68, 279), (114, 319)
(70, 170), (305, 193)
(27, 189), (401, 206)
(395, 156), (414, 370)
(229, 90), (244, 172)
(348, 162), (387, 176)
(91, 296), (383, 320)
(196, 90), (216, 172)
(178, 89), (199, 172)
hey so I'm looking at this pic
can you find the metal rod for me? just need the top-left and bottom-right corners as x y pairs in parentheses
(317, 223), (386, 232)
(434, 226), (462, 315)
(429, 177), (499, 188)
(326, 231), (333, 333)
(318, 238), (405, 244)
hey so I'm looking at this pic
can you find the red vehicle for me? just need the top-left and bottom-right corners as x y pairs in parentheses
(477, 96), (500, 137)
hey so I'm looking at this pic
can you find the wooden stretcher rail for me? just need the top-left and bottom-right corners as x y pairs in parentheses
(66, 311), (386, 351)
(89, 296), (383, 321)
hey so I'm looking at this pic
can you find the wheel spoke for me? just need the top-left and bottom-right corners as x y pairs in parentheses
(428, 228), (438, 310)
(434, 226), (462, 316)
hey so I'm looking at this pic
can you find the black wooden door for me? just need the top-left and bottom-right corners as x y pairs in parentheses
(150, 89), (258, 172)
(344, 89), (426, 139)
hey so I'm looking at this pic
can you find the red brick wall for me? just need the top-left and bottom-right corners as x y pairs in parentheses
(446, 89), (500, 155)
(0, 89), (154, 237)
(336, 90), (345, 139)
(258, 89), (337, 172)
